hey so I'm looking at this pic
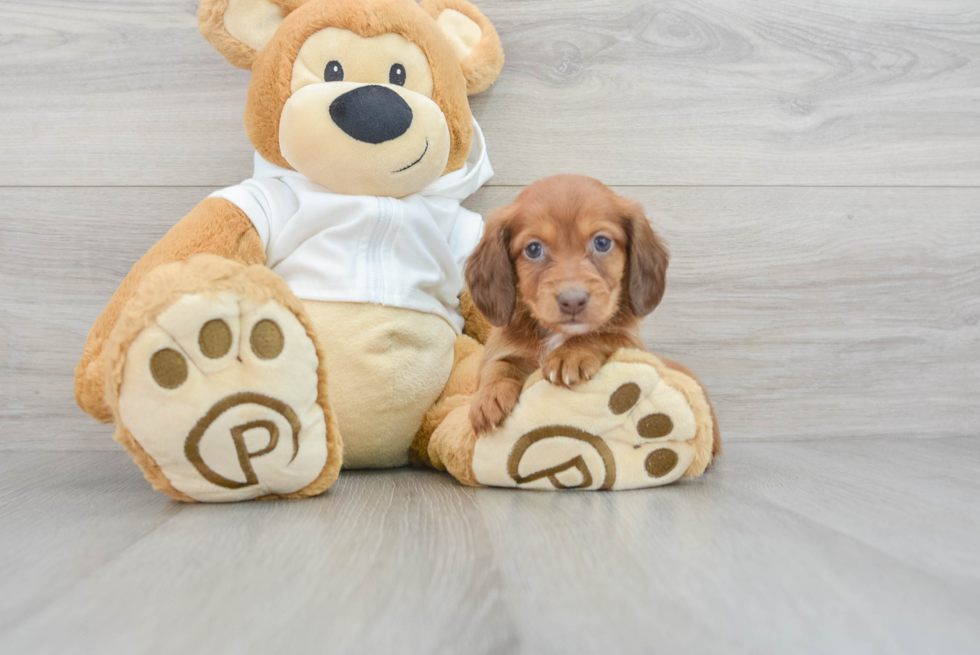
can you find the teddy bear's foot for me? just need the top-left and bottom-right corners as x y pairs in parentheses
(103, 255), (342, 502)
(469, 349), (716, 491)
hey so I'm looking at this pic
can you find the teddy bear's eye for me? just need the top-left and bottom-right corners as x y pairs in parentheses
(324, 60), (344, 82)
(389, 63), (406, 86)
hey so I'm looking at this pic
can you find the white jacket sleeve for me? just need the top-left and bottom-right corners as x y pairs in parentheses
(210, 177), (298, 261)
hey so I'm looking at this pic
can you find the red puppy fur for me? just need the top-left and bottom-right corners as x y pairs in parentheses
(465, 175), (669, 435)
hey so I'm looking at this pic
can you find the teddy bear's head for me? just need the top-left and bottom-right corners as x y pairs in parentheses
(199, 0), (503, 197)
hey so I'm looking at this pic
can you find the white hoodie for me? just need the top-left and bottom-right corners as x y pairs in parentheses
(210, 119), (493, 333)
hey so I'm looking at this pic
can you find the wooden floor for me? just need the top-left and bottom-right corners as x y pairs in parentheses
(2, 439), (979, 654)
(1, 0), (978, 652)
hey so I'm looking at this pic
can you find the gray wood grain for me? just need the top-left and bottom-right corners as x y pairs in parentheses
(0, 451), (516, 654)
(2, 0), (979, 652)
(1, 0), (979, 186)
(1, 441), (978, 654)
(720, 437), (980, 584)
(2, 186), (976, 449)
(0, 451), (183, 633)
(474, 439), (980, 654)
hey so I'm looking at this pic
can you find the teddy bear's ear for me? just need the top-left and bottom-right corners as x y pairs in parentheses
(198, 0), (305, 69)
(421, 0), (504, 94)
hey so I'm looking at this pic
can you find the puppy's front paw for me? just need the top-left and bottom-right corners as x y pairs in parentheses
(544, 346), (606, 388)
(470, 378), (523, 435)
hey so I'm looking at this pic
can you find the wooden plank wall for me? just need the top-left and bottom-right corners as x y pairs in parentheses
(1, 0), (978, 449)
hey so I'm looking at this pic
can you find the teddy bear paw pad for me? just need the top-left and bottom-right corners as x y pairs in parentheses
(471, 351), (708, 491)
(115, 292), (329, 502)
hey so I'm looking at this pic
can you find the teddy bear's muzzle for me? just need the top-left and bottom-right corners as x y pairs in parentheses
(329, 85), (413, 144)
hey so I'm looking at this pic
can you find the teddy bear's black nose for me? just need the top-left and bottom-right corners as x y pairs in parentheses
(329, 85), (413, 144)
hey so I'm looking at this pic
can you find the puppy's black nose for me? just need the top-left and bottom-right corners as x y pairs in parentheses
(557, 290), (590, 315)
(329, 85), (413, 144)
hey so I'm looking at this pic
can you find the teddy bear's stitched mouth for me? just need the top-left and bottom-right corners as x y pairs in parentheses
(391, 138), (428, 173)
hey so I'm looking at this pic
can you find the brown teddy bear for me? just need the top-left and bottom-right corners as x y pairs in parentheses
(74, 0), (718, 502)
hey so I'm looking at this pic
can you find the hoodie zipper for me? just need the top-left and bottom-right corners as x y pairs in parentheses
(368, 196), (394, 303)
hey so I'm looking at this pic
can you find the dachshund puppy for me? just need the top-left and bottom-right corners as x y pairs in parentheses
(465, 175), (670, 435)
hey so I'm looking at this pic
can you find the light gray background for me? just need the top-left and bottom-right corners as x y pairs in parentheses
(1, 1), (978, 653)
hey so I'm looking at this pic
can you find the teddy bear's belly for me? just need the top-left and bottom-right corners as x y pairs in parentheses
(303, 300), (456, 468)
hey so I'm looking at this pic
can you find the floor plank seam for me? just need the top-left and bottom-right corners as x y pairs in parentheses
(2, 501), (187, 631)
(726, 484), (979, 586)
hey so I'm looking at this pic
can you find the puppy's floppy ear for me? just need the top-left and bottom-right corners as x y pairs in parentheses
(198, 0), (305, 69)
(620, 198), (670, 317)
(465, 207), (516, 327)
(421, 0), (504, 94)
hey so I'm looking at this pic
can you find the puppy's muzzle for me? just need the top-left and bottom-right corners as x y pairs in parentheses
(557, 289), (590, 315)
(329, 85), (413, 144)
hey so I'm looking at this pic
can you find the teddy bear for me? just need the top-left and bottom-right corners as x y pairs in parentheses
(73, 0), (719, 502)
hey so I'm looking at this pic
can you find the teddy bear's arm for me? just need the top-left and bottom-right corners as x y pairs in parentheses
(74, 197), (265, 422)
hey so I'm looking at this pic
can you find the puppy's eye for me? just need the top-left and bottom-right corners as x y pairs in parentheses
(324, 60), (344, 82)
(389, 63), (406, 86)
(593, 235), (613, 252)
(524, 242), (543, 259)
